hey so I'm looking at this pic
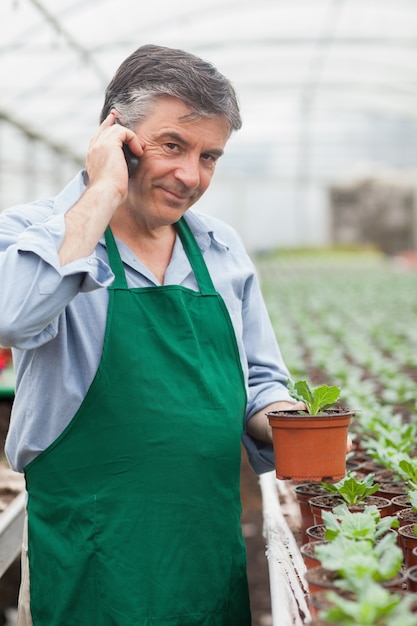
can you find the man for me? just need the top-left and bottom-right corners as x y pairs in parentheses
(0, 45), (302, 625)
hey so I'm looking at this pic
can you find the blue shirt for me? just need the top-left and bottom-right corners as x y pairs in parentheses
(0, 171), (292, 474)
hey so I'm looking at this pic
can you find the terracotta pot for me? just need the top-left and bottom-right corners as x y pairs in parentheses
(266, 408), (354, 482)
(309, 494), (343, 525)
(305, 566), (339, 594)
(309, 589), (355, 621)
(300, 540), (329, 569)
(294, 482), (328, 543)
(382, 569), (408, 591)
(375, 482), (407, 499)
(309, 494), (393, 525)
(407, 564), (417, 592)
(392, 493), (411, 512)
(306, 524), (327, 542)
(308, 590), (331, 622)
(398, 524), (417, 568)
(397, 508), (417, 527)
(373, 469), (403, 484)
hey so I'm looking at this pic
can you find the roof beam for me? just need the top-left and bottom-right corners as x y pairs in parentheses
(0, 111), (83, 163)
(27, 0), (107, 84)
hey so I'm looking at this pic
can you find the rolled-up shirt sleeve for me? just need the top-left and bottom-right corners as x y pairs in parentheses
(16, 215), (113, 293)
(0, 207), (113, 349)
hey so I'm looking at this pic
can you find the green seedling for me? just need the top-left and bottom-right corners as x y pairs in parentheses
(361, 438), (399, 470)
(321, 579), (417, 626)
(322, 503), (399, 542)
(397, 456), (417, 490)
(321, 472), (380, 506)
(287, 379), (340, 414)
(409, 488), (417, 511)
(366, 416), (417, 455)
(406, 489), (417, 536)
(315, 532), (403, 585)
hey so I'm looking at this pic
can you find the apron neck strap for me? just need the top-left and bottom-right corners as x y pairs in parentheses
(104, 218), (217, 294)
(105, 227), (128, 288)
(175, 218), (216, 294)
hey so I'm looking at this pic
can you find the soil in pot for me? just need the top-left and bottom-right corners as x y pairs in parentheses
(300, 540), (329, 569)
(309, 494), (393, 525)
(376, 482), (407, 499)
(373, 468), (403, 483)
(294, 482), (328, 543)
(392, 493), (411, 512)
(306, 524), (327, 542)
(267, 408), (354, 483)
(397, 508), (417, 527)
(374, 467), (404, 483)
(407, 564), (417, 592)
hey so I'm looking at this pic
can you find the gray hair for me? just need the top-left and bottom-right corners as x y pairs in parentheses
(100, 44), (242, 134)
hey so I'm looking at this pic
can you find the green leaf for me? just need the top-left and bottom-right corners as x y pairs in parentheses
(409, 488), (417, 511)
(287, 379), (341, 414)
(373, 534), (404, 581)
(322, 473), (380, 505)
(287, 379), (313, 411)
(310, 384), (340, 414)
(322, 580), (402, 625)
(321, 508), (344, 540)
(315, 533), (403, 584)
(398, 458), (417, 489)
(339, 512), (377, 541)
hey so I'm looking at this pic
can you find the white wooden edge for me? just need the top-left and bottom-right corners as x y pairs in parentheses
(0, 491), (25, 578)
(259, 471), (311, 626)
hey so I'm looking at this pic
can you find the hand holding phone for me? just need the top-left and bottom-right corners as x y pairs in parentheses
(114, 118), (140, 177)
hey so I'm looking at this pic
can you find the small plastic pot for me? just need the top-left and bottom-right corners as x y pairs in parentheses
(266, 409), (354, 482)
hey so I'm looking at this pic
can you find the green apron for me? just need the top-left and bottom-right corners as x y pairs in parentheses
(24, 217), (251, 625)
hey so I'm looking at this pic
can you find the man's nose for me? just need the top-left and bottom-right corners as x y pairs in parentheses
(175, 156), (200, 189)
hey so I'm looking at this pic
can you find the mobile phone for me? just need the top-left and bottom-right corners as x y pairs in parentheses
(114, 118), (140, 177)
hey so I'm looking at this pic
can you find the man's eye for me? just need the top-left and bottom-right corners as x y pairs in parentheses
(201, 153), (216, 163)
(166, 143), (179, 151)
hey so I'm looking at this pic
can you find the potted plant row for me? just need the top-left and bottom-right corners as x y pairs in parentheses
(296, 443), (417, 622)
(301, 503), (417, 625)
(296, 411), (417, 559)
(296, 471), (393, 541)
(269, 377), (417, 622)
(308, 472), (393, 524)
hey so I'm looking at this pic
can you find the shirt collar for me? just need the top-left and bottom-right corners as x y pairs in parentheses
(183, 210), (230, 253)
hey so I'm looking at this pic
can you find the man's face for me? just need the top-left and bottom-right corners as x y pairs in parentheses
(127, 96), (230, 226)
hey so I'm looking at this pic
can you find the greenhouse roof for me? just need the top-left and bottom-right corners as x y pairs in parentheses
(2, 0), (417, 164)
